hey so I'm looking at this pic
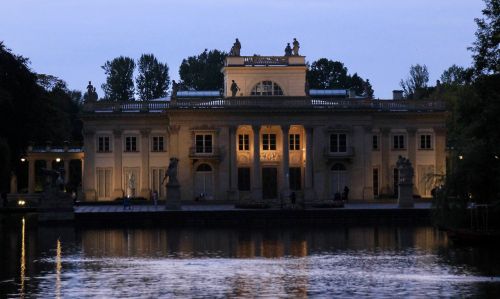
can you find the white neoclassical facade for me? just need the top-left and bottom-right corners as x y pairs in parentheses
(80, 52), (447, 203)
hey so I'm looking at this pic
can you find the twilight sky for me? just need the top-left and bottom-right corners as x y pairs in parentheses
(0, 0), (484, 99)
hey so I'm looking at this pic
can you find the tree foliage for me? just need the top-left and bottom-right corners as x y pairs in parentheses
(440, 64), (473, 86)
(101, 56), (135, 101)
(399, 64), (429, 99)
(136, 54), (170, 101)
(469, 0), (500, 75)
(306, 58), (374, 97)
(179, 49), (227, 90)
(0, 42), (82, 192)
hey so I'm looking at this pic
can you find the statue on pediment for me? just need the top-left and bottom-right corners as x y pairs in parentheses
(292, 38), (300, 56)
(284, 43), (292, 56)
(84, 81), (98, 102)
(229, 38), (241, 56)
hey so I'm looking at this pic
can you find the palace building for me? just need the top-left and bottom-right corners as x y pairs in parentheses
(75, 47), (446, 204)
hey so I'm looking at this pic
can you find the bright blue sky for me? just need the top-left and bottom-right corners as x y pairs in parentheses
(0, 0), (484, 99)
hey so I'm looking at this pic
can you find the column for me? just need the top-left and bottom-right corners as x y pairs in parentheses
(46, 159), (52, 170)
(83, 128), (96, 200)
(228, 125), (238, 200)
(281, 125), (290, 195)
(140, 129), (151, 198)
(28, 159), (35, 194)
(434, 127), (446, 176)
(112, 129), (123, 198)
(407, 127), (417, 193)
(251, 125), (261, 200)
(380, 128), (391, 195)
(64, 159), (70, 185)
(304, 126), (315, 200)
(363, 126), (374, 200)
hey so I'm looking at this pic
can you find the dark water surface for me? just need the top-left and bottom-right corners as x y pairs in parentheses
(1, 214), (500, 298)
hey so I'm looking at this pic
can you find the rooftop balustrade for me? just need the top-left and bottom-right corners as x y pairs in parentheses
(225, 55), (306, 66)
(82, 98), (446, 113)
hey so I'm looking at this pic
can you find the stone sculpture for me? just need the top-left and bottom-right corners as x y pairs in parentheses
(230, 80), (240, 97)
(284, 43), (292, 56)
(229, 38), (241, 56)
(292, 38), (300, 56)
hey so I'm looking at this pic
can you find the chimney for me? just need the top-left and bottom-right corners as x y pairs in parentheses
(45, 141), (52, 151)
(63, 140), (69, 152)
(392, 90), (404, 100)
(348, 88), (356, 98)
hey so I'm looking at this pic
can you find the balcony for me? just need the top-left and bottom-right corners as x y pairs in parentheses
(323, 146), (355, 160)
(189, 147), (221, 160)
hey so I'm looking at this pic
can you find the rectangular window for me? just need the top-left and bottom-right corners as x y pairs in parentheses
(125, 136), (137, 152)
(392, 135), (405, 149)
(289, 134), (300, 150)
(151, 136), (165, 152)
(372, 135), (379, 150)
(238, 167), (251, 191)
(373, 168), (379, 197)
(238, 134), (249, 151)
(393, 168), (399, 196)
(262, 134), (276, 151)
(419, 134), (432, 149)
(97, 136), (111, 152)
(151, 167), (166, 198)
(195, 134), (213, 153)
(289, 167), (302, 190)
(96, 168), (112, 199)
(330, 133), (347, 152)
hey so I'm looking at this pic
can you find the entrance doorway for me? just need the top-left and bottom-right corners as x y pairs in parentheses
(330, 163), (347, 197)
(194, 163), (214, 200)
(262, 167), (277, 199)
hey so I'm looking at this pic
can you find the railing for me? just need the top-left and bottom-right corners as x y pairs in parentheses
(83, 98), (446, 113)
(82, 101), (170, 112)
(188, 147), (221, 159)
(323, 146), (355, 159)
(244, 56), (289, 66)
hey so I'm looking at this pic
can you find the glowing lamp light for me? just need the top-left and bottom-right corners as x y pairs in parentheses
(18, 199), (26, 207)
(458, 155), (464, 160)
(56, 158), (61, 163)
(20, 158), (26, 162)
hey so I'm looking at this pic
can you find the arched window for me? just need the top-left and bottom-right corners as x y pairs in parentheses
(196, 163), (212, 172)
(251, 81), (284, 96)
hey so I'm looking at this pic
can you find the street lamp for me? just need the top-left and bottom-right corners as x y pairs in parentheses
(56, 158), (61, 163)
(20, 158), (26, 162)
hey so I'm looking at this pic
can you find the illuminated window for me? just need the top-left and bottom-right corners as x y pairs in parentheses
(238, 134), (249, 151)
(262, 134), (276, 150)
(289, 134), (300, 150)
(251, 81), (284, 96)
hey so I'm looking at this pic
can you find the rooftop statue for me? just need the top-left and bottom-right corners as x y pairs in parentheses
(229, 38), (241, 57)
(284, 43), (292, 56)
(84, 81), (98, 102)
(171, 80), (179, 99)
(292, 38), (300, 56)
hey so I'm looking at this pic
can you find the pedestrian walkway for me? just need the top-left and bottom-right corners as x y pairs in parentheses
(75, 202), (431, 213)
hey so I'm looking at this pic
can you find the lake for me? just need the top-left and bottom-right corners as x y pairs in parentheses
(1, 214), (500, 298)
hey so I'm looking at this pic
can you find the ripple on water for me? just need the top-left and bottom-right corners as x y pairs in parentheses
(24, 252), (500, 298)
